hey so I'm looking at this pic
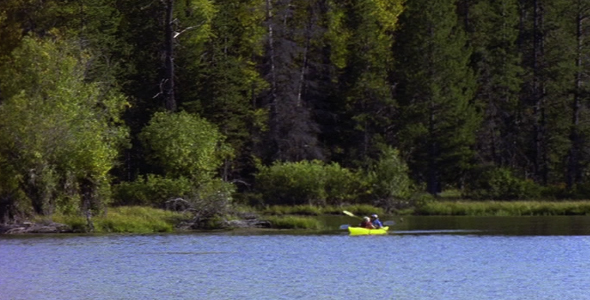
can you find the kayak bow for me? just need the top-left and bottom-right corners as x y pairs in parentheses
(348, 226), (389, 236)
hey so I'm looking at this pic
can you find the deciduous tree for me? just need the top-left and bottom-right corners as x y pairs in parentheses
(0, 36), (128, 220)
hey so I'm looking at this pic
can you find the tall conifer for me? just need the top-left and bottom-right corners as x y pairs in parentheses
(466, 0), (523, 169)
(393, 0), (479, 194)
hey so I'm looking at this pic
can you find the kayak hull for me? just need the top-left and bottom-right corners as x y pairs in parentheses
(348, 226), (389, 236)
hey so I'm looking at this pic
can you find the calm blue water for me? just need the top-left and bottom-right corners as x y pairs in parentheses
(1, 217), (590, 300)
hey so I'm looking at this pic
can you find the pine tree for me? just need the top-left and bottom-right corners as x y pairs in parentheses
(564, 0), (590, 188)
(516, 0), (582, 186)
(324, 0), (403, 166)
(393, 0), (480, 194)
(180, 0), (267, 181)
(465, 0), (523, 169)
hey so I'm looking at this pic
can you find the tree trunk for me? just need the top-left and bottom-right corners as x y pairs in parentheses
(532, 0), (547, 184)
(266, 0), (279, 155)
(164, 0), (176, 111)
(567, 1), (586, 188)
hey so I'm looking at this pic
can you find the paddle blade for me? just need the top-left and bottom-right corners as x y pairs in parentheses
(339, 224), (350, 230)
(342, 210), (356, 218)
(383, 220), (396, 226)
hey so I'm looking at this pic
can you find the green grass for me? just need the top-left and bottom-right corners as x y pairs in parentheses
(262, 215), (324, 229)
(51, 206), (189, 233)
(261, 205), (323, 216)
(46, 200), (590, 234)
(260, 204), (384, 217)
(416, 201), (590, 216)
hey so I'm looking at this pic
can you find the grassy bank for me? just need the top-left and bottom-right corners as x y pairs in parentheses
(415, 201), (590, 216)
(38, 200), (590, 234)
(49, 206), (189, 233)
(262, 215), (324, 229)
(254, 204), (385, 230)
(46, 205), (336, 233)
(260, 204), (384, 216)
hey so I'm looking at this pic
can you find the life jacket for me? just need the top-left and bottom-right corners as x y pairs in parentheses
(360, 220), (374, 229)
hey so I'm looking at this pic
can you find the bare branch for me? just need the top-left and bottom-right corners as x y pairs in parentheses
(153, 79), (168, 99)
(141, 0), (157, 10)
(174, 25), (200, 39)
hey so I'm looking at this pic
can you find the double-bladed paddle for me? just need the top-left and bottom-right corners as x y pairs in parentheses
(340, 210), (395, 229)
(343, 210), (361, 219)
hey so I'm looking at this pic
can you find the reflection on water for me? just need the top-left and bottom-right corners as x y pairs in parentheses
(326, 215), (590, 236)
(393, 229), (482, 235)
(1, 216), (590, 300)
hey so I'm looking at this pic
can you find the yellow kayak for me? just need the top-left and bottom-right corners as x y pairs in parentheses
(348, 226), (389, 236)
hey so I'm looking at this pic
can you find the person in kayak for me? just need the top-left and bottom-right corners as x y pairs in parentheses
(359, 216), (375, 229)
(370, 214), (383, 228)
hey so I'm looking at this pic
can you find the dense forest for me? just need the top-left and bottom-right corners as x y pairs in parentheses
(2, 0), (590, 222)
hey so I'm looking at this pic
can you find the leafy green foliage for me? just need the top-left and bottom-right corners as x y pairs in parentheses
(255, 160), (326, 205)
(6, 0), (590, 225)
(130, 111), (236, 218)
(180, 0), (267, 181)
(0, 36), (128, 218)
(139, 111), (231, 181)
(112, 175), (193, 207)
(255, 160), (362, 206)
(325, 0), (404, 164)
(365, 147), (413, 206)
(323, 163), (361, 204)
(465, 167), (542, 200)
(189, 178), (236, 216)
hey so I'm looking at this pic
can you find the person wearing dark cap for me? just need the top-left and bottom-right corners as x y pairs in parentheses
(370, 214), (383, 228)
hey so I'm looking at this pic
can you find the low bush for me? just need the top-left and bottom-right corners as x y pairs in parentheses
(464, 166), (542, 200)
(365, 147), (413, 204)
(255, 160), (361, 206)
(112, 175), (192, 207)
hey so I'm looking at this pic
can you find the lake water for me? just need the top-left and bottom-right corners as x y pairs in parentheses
(1, 216), (590, 300)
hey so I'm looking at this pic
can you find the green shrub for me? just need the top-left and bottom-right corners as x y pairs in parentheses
(139, 111), (231, 181)
(365, 147), (412, 201)
(323, 163), (361, 204)
(465, 166), (542, 200)
(0, 37), (129, 221)
(569, 183), (590, 199)
(255, 160), (326, 205)
(112, 175), (193, 207)
(255, 160), (363, 206)
(186, 178), (236, 217)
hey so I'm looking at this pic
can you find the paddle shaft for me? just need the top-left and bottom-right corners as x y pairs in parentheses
(343, 210), (395, 226)
(343, 210), (362, 220)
